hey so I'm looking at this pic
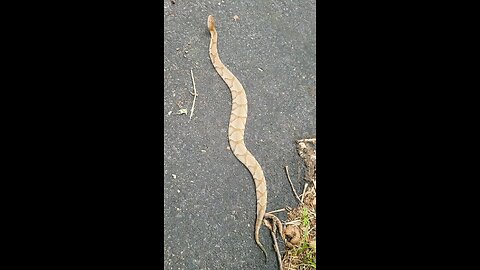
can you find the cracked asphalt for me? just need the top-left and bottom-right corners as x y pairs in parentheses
(164, 1), (316, 269)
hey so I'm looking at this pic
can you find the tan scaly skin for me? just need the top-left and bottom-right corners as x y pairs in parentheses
(207, 15), (269, 261)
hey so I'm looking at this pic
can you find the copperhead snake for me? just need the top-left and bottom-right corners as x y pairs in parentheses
(207, 15), (283, 262)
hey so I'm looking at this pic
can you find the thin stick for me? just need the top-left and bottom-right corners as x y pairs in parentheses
(285, 166), (302, 203)
(189, 69), (198, 120)
(296, 138), (316, 143)
(269, 221), (283, 270)
(300, 183), (308, 204)
(267, 208), (286, 214)
(284, 220), (301, 225)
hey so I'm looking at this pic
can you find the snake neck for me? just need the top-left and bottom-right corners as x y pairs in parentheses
(208, 30), (218, 58)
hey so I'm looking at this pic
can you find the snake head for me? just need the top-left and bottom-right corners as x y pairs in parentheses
(207, 15), (216, 31)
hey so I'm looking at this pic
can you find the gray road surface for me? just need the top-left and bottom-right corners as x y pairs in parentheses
(164, 1), (316, 269)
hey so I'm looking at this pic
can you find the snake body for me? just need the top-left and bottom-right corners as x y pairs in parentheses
(207, 15), (268, 259)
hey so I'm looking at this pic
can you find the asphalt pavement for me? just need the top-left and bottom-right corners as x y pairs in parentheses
(164, 1), (316, 269)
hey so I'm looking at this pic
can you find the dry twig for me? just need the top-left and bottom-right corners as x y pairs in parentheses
(189, 69), (198, 120)
(285, 220), (301, 225)
(267, 208), (286, 214)
(300, 183), (308, 204)
(270, 225), (283, 270)
(296, 138), (316, 143)
(285, 166), (302, 203)
(264, 217), (283, 270)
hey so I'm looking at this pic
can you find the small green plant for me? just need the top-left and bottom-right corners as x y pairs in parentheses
(290, 207), (316, 268)
(303, 248), (316, 268)
(302, 207), (310, 227)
